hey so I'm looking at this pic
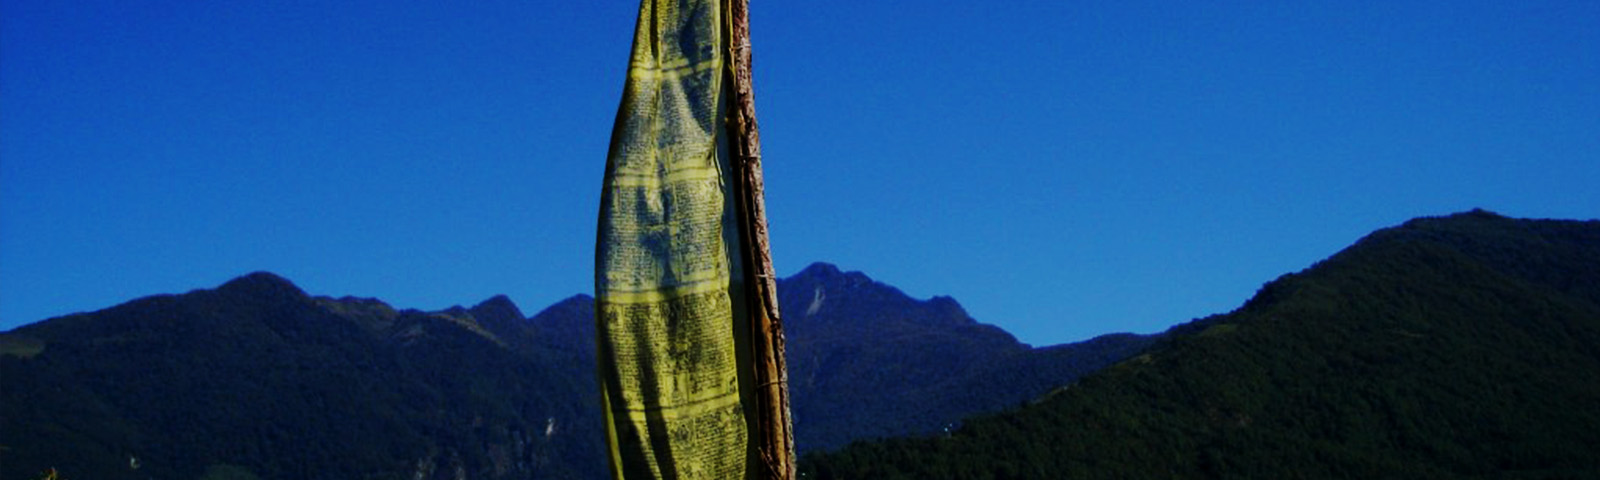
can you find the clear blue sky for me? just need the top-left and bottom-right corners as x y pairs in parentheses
(3, 1), (1596, 346)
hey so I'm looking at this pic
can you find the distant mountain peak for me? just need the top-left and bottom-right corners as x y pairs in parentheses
(528, 294), (597, 354)
(530, 295), (592, 316)
(798, 262), (843, 276)
(470, 294), (525, 322)
(927, 295), (973, 323)
(1461, 207), (1504, 218)
(1397, 208), (1508, 229)
(217, 271), (307, 299)
(530, 295), (592, 323)
(792, 262), (874, 287)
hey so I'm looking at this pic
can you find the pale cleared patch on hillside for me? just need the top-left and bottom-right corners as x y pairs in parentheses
(0, 334), (44, 358)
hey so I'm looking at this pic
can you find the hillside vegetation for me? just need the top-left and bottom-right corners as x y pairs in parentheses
(802, 210), (1600, 478)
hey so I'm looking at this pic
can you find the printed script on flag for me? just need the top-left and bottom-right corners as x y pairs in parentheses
(594, 0), (755, 479)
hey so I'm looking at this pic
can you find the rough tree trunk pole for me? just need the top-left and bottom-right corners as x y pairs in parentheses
(723, 0), (796, 478)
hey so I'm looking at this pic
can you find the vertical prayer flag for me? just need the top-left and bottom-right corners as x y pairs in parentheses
(593, 0), (761, 479)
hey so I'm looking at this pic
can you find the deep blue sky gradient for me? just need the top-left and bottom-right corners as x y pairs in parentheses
(3, 1), (1597, 345)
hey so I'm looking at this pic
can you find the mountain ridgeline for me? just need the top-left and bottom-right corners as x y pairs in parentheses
(0, 263), (1152, 479)
(8, 210), (1595, 479)
(2, 274), (607, 480)
(802, 210), (1600, 478)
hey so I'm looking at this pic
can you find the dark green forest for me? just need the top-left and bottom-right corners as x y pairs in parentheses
(801, 210), (1600, 478)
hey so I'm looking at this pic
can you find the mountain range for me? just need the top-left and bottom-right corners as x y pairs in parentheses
(0, 262), (1152, 479)
(802, 210), (1600, 478)
(9, 210), (1595, 479)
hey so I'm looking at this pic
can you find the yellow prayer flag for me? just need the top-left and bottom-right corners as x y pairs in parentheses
(593, 0), (757, 478)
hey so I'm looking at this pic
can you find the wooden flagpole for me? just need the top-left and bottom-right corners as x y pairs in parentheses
(724, 0), (796, 478)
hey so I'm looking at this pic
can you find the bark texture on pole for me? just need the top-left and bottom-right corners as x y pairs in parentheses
(724, 0), (796, 478)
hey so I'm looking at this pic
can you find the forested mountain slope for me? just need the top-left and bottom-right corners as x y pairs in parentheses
(803, 210), (1600, 479)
